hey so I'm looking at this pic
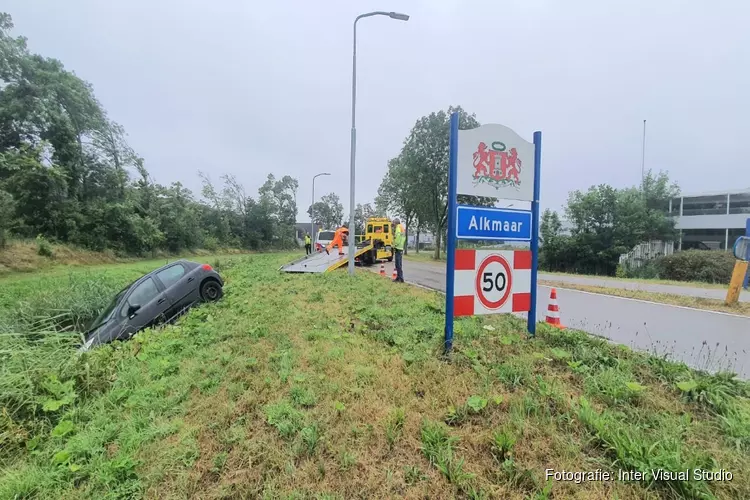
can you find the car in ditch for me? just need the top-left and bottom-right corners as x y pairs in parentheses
(80, 260), (224, 351)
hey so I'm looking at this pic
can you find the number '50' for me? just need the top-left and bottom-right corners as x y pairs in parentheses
(482, 272), (506, 292)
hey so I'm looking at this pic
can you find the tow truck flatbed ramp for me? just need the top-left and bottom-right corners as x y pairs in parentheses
(280, 242), (375, 273)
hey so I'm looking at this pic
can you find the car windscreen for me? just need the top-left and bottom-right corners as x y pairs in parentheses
(89, 286), (129, 330)
(318, 231), (335, 240)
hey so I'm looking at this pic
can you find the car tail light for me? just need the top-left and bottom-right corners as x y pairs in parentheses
(202, 264), (213, 271)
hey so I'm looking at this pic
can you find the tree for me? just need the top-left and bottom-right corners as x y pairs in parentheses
(353, 202), (375, 235)
(540, 171), (679, 275)
(259, 174), (299, 247)
(0, 188), (14, 247)
(90, 117), (136, 196)
(400, 107), (477, 258)
(377, 156), (418, 253)
(307, 192), (343, 230)
(540, 209), (562, 245)
(539, 209), (575, 272)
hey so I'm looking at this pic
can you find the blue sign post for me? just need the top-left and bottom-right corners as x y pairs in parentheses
(444, 113), (459, 352)
(744, 218), (750, 290)
(528, 131), (542, 336)
(444, 113), (542, 353)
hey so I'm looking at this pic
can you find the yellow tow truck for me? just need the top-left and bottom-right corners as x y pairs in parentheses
(362, 217), (394, 262)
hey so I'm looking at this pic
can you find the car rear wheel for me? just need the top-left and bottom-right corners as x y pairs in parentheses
(200, 280), (223, 302)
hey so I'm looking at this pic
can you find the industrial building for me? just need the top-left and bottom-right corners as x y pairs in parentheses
(670, 188), (750, 251)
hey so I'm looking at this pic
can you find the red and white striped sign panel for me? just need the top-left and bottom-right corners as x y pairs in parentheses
(453, 249), (531, 317)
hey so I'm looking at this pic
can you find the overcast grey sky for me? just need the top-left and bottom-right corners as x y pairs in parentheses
(5, 0), (749, 220)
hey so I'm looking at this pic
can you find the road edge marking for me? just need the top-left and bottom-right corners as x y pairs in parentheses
(548, 285), (750, 320)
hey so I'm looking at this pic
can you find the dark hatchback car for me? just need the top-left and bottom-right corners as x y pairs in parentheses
(80, 260), (224, 351)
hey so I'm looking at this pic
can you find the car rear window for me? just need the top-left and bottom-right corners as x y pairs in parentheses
(318, 231), (335, 240)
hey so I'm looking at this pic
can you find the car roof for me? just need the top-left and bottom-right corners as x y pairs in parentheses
(111, 260), (198, 300)
(152, 259), (197, 272)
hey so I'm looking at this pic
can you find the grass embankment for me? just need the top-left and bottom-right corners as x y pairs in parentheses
(404, 251), (447, 264)
(2, 254), (749, 499)
(539, 281), (750, 317)
(0, 239), (248, 276)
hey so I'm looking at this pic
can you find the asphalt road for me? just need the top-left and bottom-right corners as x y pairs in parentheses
(538, 272), (750, 303)
(373, 260), (750, 379)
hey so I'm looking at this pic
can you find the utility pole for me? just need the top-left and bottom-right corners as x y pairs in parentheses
(348, 11), (410, 276)
(641, 119), (646, 185)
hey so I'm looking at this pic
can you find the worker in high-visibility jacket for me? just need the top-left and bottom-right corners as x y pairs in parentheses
(304, 233), (312, 255)
(325, 225), (349, 256)
(392, 218), (406, 283)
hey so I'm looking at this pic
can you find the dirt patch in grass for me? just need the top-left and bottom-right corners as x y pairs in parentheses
(2, 253), (749, 499)
(541, 280), (750, 316)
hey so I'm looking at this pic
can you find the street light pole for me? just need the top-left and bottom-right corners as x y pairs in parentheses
(348, 11), (409, 275)
(641, 119), (646, 185)
(311, 172), (331, 246)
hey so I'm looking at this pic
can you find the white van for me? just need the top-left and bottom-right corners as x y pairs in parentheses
(314, 229), (336, 252)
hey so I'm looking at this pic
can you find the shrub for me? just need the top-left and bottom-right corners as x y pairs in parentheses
(36, 235), (53, 258)
(615, 264), (626, 278)
(658, 250), (735, 284)
(202, 235), (220, 251)
(620, 259), (663, 279)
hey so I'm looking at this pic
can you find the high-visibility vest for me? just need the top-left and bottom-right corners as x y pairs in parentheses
(394, 223), (406, 250)
(304, 235), (311, 245)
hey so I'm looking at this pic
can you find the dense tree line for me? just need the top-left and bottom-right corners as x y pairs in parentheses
(540, 171), (679, 275)
(0, 13), (298, 254)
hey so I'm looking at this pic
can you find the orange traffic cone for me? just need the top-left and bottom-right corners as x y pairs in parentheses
(545, 288), (564, 328)
(392, 268), (398, 280)
(379, 264), (386, 277)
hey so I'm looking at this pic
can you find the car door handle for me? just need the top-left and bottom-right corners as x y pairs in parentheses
(158, 297), (166, 304)
(187, 277), (195, 283)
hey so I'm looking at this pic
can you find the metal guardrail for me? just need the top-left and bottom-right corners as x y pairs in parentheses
(733, 236), (750, 261)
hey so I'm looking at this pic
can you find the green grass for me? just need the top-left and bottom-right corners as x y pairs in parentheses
(404, 251), (446, 263)
(1, 253), (749, 499)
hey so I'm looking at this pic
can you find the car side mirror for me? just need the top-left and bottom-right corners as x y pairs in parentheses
(128, 304), (141, 318)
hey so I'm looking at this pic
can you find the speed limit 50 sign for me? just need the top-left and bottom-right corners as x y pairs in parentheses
(453, 249), (532, 316)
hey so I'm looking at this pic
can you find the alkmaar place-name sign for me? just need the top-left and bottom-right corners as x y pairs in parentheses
(456, 205), (532, 241)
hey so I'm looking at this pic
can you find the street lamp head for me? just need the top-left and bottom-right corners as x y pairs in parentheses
(388, 12), (409, 21)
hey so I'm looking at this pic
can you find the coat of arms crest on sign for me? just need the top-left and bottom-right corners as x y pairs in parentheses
(472, 141), (521, 190)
